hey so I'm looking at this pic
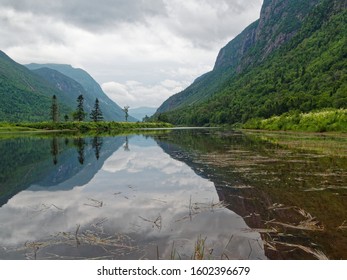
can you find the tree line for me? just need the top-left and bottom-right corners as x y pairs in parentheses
(50, 94), (131, 122)
(51, 94), (103, 122)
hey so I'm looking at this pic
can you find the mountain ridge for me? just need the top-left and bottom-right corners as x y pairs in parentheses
(154, 0), (347, 126)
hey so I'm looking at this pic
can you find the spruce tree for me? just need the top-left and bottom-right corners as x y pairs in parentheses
(73, 94), (86, 121)
(51, 95), (59, 122)
(90, 98), (103, 122)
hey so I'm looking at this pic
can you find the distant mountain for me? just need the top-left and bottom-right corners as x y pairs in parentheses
(0, 51), (72, 122)
(26, 63), (137, 122)
(129, 107), (157, 121)
(155, 0), (347, 125)
(31, 67), (90, 113)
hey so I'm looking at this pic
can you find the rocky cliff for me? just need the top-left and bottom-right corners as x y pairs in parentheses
(214, 0), (321, 71)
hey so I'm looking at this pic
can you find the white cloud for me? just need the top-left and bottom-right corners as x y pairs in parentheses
(0, 0), (263, 108)
(102, 79), (189, 108)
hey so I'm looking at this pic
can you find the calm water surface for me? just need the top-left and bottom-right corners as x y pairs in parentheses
(0, 129), (346, 259)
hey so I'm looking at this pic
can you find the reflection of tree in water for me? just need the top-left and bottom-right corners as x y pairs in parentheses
(64, 138), (70, 146)
(124, 136), (130, 152)
(74, 138), (86, 165)
(91, 137), (103, 160)
(50, 137), (59, 165)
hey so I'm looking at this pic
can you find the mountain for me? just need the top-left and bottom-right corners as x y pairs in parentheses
(0, 51), (72, 122)
(0, 51), (134, 122)
(31, 67), (90, 113)
(155, 0), (347, 125)
(26, 63), (137, 122)
(129, 107), (157, 121)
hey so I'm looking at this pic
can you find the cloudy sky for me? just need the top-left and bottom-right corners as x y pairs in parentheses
(0, 0), (263, 108)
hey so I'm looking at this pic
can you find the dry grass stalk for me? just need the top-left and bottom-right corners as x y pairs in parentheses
(193, 236), (207, 260)
(266, 220), (324, 231)
(266, 205), (324, 231)
(263, 240), (278, 252)
(191, 200), (228, 213)
(247, 240), (253, 259)
(30, 203), (64, 216)
(268, 203), (286, 210)
(231, 185), (253, 189)
(169, 241), (182, 260)
(269, 241), (328, 260)
(138, 214), (162, 230)
(243, 228), (278, 233)
(17, 227), (138, 259)
(219, 234), (234, 260)
(84, 198), (103, 208)
(175, 197), (227, 223)
(337, 220), (347, 230)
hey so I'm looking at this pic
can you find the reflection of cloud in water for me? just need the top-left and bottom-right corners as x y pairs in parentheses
(103, 145), (185, 175)
(0, 136), (266, 259)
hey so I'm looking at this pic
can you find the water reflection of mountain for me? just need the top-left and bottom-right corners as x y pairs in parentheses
(154, 129), (347, 260)
(155, 133), (269, 227)
(154, 131), (287, 260)
(154, 129), (248, 188)
(154, 130), (258, 215)
(0, 136), (125, 207)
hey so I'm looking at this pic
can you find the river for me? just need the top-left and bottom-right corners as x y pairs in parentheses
(0, 129), (346, 259)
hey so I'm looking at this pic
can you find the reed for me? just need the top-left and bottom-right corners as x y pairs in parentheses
(193, 235), (207, 260)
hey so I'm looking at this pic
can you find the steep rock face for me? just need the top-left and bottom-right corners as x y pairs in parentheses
(213, 21), (258, 70)
(214, 0), (321, 72)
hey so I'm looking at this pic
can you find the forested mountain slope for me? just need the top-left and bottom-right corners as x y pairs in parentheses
(0, 51), (72, 122)
(155, 0), (347, 126)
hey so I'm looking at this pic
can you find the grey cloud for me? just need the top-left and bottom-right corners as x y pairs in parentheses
(0, 0), (262, 47)
(162, 0), (262, 49)
(0, 0), (167, 31)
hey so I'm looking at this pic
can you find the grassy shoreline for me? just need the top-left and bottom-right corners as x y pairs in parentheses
(0, 121), (173, 134)
(242, 109), (347, 133)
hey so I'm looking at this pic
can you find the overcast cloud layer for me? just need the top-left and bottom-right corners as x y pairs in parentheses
(0, 0), (262, 108)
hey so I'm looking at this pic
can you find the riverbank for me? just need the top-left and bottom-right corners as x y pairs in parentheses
(243, 109), (347, 133)
(0, 121), (173, 134)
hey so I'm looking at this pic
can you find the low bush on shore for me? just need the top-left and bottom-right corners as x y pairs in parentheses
(243, 109), (347, 132)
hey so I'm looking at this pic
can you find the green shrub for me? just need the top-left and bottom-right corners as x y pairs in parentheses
(244, 109), (347, 132)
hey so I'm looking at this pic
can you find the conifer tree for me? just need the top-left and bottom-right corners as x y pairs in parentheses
(51, 95), (59, 122)
(73, 94), (86, 121)
(90, 98), (103, 122)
